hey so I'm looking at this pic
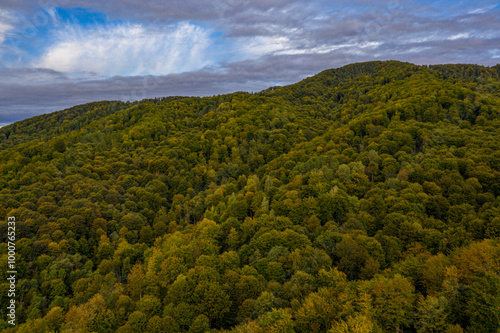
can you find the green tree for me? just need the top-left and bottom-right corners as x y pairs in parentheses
(295, 287), (353, 333)
(464, 272), (500, 333)
(189, 314), (211, 333)
(364, 275), (415, 332)
(193, 281), (232, 324)
(414, 295), (449, 333)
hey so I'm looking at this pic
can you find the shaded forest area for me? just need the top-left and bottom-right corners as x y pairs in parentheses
(0, 61), (499, 332)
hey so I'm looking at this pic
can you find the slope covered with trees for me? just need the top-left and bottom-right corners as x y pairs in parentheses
(0, 60), (499, 332)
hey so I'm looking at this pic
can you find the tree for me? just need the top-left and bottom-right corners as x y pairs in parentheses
(421, 253), (450, 295)
(329, 314), (377, 333)
(258, 308), (295, 333)
(464, 272), (500, 332)
(189, 314), (211, 333)
(335, 237), (369, 280)
(146, 316), (168, 333)
(193, 281), (232, 325)
(126, 311), (148, 332)
(45, 306), (65, 332)
(295, 287), (354, 333)
(137, 295), (162, 318)
(127, 263), (146, 301)
(159, 256), (188, 288)
(364, 275), (415, 332)
(63, 293), (106, 332)
(414, 295), (449, 333)
(289, 246), (332, 275)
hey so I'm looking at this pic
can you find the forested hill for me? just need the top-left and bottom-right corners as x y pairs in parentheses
(1, 60), (500, 332)
(0, 101), (131, 151)
(0, 97), (188, 151)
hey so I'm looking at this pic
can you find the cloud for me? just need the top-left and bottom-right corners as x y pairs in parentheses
(36, 22), (213, 77)
(0, 67), (67, 84)
(469, 5), (497, 14)
(0, 10), (13, 44)
(0, 22), (11, 44)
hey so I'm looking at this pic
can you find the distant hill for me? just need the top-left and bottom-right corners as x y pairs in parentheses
(1, 60), (499, 332)
(0, 96), (188, 151)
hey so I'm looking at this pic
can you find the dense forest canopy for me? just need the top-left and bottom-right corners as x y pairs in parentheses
(0, 60), (499, 332)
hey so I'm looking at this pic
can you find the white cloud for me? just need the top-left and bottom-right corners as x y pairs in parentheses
(238, 36), (291, 57)
(469, 5), (496, 14)
(402, 46), (432, 54)
(239, 35), (383, 57)
(0, 10), (13, 44)
(448, 33), (470, 40)
(0, 22), (10, 44)
(36, 22), (212, 77)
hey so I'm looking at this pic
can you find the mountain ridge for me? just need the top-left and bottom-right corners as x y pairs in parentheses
(0, 60), (500, 332)
(2, 60), (499, 152)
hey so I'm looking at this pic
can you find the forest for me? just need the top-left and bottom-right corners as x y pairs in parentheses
(0, 60), (499, 332)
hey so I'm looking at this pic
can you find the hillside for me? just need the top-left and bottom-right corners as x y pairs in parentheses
(1, 60), (500, 332)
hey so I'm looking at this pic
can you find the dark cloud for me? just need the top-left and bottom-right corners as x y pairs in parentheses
(0, 67), (68, 84)
(2, 0), (300, 24)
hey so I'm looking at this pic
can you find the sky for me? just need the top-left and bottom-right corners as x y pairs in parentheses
(0, 0), (499, 126)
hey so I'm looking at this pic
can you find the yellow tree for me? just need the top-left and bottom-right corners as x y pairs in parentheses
(127, 263), (146, 301)
(364, 274), (415, 333)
